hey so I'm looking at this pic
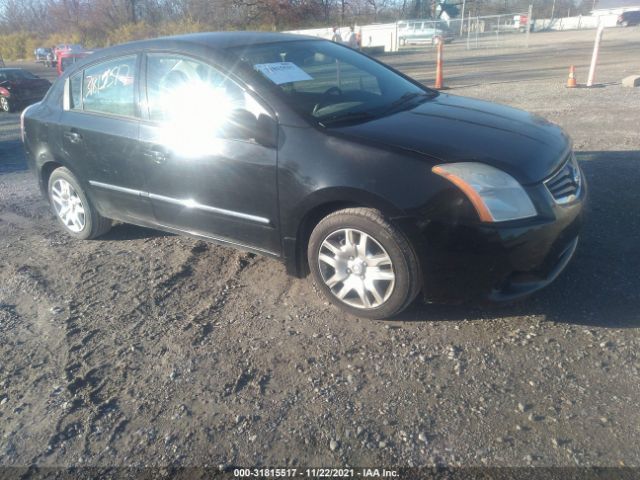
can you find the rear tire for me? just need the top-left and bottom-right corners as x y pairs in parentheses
(308, 208), (421, 319)
(0, 96), (12, 113)
(47, 167), (111, 240)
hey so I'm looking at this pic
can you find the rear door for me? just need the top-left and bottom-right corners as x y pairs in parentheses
(59, 54), (153, 222)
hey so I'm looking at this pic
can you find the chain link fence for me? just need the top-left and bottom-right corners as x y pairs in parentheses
(288, 11), (535, 52)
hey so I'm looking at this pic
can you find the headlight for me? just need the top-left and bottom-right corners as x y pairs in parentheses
(432, 162), (537, 222)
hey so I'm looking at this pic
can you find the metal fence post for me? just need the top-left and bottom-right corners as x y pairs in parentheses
(395, 22), (398, 52)
(525, 5), (532, 48)
(587, 25), (604, 87)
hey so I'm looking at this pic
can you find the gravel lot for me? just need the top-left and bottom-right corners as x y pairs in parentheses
(1, 27), (639, 476)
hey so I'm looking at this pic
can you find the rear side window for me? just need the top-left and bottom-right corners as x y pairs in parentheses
(70, 73), (82, 110)
(82, 56), (136, 117)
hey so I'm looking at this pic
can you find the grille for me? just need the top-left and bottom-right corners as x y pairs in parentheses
(545, 153), (582, 204)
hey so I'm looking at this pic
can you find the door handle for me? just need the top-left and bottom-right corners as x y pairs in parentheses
(63, 131), (82, 144)
(143, 148), (169, 165)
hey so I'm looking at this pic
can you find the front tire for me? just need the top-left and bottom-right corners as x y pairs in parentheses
(308, 208), (421, 319)
(48, 167), (111, 240)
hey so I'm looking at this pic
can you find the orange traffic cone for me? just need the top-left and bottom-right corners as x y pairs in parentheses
(434, 38), (444, 89)
(566, 65), (577, 88)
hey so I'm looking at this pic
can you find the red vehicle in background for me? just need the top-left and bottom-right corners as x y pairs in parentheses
(53, 43), (83, 59)
(57, 50), (92, 76)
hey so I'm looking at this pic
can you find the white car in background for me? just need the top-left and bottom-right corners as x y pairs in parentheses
(398, 20), (455, 45)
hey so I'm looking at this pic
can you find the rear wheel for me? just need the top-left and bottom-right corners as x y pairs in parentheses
(0, 96), (12, 113)
(308, 208), (421, 319)
(48, 167), (111, 240)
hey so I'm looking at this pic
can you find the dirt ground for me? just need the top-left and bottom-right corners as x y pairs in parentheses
(1, 27), (640, 476)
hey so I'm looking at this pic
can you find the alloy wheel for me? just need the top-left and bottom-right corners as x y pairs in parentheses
(50, 178), (86, 233)
(317, 228), (395, 309)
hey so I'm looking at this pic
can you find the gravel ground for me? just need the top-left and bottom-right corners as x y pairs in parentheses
(0, 27), (639, 477)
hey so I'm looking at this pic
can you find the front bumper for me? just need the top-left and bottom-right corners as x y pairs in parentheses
(416, 172), (587, 303)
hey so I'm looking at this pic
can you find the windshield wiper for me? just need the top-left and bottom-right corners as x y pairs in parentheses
(384, 91), (434, 113)
(318, 91), (436, 127)
(318, 110), (378, 127)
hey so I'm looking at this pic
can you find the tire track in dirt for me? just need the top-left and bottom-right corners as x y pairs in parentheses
(29, 235), (267, 462)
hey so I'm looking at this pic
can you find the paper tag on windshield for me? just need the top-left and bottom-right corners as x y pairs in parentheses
(254, 62), (313, 85)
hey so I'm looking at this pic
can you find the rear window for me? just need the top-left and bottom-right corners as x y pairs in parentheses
(1, 69), (38, 81)
(81, 56), (136, 117)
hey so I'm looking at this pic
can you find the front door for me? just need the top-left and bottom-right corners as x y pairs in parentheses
(139, 53), (280, 255)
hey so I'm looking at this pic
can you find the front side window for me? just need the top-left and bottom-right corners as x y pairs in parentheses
(82, 56), (136, 117)
(145, 54), (269, 146)
(230, 40), (433, 125)
(146, 54), (249, 121)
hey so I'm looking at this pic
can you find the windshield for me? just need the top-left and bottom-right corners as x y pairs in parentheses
(230, 40), (436, 125)
(1, 69), (38, 81)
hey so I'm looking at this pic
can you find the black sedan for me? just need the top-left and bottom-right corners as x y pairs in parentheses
(0, 68), (51, 112)
(21, 32), (585, 319)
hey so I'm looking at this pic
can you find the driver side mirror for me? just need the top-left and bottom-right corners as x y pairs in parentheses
(224, 109), (277, 149)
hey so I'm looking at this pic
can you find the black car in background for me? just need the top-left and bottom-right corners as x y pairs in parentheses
(617, 10), (640, 26)
(0, 68), (51, 112)
(21, 32), (585, 318)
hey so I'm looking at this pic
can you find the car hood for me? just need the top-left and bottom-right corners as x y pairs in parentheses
(333, 93), (571, 185)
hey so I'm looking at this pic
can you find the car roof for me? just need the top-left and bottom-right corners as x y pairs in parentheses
(92, 31), (318, 57)
(56, 32), (322, 81)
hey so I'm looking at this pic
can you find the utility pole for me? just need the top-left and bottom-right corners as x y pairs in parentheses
(460, 0), (466, 36)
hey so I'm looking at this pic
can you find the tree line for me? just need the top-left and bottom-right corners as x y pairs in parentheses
(0, 0), (593, 60)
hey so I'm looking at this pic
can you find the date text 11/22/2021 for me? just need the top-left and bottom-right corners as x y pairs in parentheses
(233, 467), (399, 477)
